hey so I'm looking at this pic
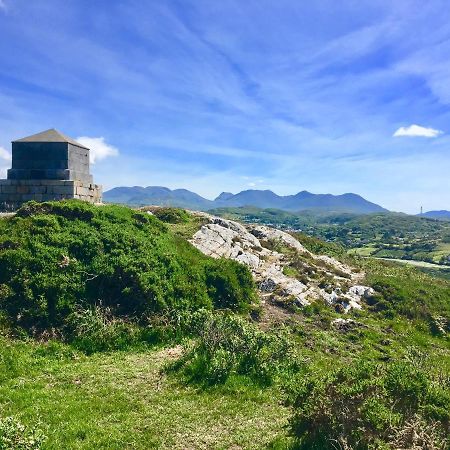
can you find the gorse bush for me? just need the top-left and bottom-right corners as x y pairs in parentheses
(289, 359), (450, 449)
(174, 312), (300, 385)
(204, 259), (256, 311)
(0, 201), (256, 332)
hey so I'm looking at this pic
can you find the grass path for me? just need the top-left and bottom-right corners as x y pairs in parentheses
(0, 345), (290, 449)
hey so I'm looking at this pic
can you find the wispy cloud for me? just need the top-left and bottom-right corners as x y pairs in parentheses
(76, 137), (119, 164)
(393, 124), (443, 138)
(0, 1), (6, 11)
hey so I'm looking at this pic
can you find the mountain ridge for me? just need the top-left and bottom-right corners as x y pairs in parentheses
(419, 210), (450, 221)
(104, 186), (388, 214)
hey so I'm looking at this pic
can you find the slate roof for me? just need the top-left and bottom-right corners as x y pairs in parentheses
(13, 129), (89, 149)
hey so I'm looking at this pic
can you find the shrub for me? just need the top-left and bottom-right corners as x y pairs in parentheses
(292, 232), (347, 258)
(205, 259), (257, 311)
(174, 312), (300, 385)
(66, 306), (157, 353)
(0, 201), (256, 333)
(145, 207), (191, 224)
(0, 416), (45, 449)
(289, 359), (449, 449)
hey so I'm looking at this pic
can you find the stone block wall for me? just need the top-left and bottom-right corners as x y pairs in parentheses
(8, 142), (93, 184)
(0, 180), (102, 211)
(68, 144), (93, 184)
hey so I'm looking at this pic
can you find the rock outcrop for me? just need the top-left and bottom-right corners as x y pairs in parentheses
(190, 214), (374, 312)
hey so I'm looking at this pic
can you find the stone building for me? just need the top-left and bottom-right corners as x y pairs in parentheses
(0, 129), (102, 210)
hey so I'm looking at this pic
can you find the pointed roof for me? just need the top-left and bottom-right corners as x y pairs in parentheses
(13, 128), (89, 149)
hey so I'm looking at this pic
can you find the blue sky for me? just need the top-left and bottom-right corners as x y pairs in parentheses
(0, 0), (449, 213)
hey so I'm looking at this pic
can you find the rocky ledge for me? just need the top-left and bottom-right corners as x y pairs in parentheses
(190, 214), (374, 312)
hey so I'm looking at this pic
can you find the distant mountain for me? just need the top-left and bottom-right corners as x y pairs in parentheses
(104, 186), (388, 214)
(104, 186), (214, 210)
(214, 192), (234, 202)
(216, 190), (283, 209)
(213, 189), (386, 214)
(419, 210), (450, 221)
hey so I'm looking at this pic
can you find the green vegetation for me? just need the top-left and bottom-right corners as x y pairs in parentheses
(362, 259), (450, 323)
(140, 206), (191, 224)
(0, 415), (45, 450)
(290, 359), (449, 449)
(141, 205), (208, 239)
(172, 312), (300, 386)
(0, 201), (449, 449)
(0, 201), (255, 334)
(0, 337), (289, 449)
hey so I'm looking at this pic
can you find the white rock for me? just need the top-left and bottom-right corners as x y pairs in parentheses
(348, 285), (375, 298)
(190, 214), (369, 312)
(250, 225), (310, 254)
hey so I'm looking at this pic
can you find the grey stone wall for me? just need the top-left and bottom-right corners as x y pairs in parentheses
(0, 180), (102, 211)
(68, 144), (93, 184)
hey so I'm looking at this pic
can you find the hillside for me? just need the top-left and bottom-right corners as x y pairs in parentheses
(0, 202), (449, 449)
(103, 186), (387, 214)
(0, 201), (255, 332)
(211, 206), (450, 267)
(420, 210), (450, 221)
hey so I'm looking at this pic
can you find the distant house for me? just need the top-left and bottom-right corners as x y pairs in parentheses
(0, 129), (102, 210)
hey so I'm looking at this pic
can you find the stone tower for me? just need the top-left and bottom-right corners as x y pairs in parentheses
(0, 129), (102, 210)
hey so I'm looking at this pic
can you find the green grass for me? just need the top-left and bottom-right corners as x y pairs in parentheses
(431, 242), (450, 264)
(3, 307), (446, 449)
(361, 258), (450, 321)
(348, 246), (377, 257)
(0, 340), (291, 449)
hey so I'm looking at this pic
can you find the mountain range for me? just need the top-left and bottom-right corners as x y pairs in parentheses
(103, 186), (388, 214)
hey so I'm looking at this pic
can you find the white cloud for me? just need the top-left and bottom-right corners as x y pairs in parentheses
(76, 136), (119, 164)
(393, 124), (443, 138)
(0, 1), (6, 11)
(0, 146), (11, 178)
(0, 146), (11, 161)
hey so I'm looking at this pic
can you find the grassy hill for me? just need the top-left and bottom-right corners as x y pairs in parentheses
(0, 202), (449, 449)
